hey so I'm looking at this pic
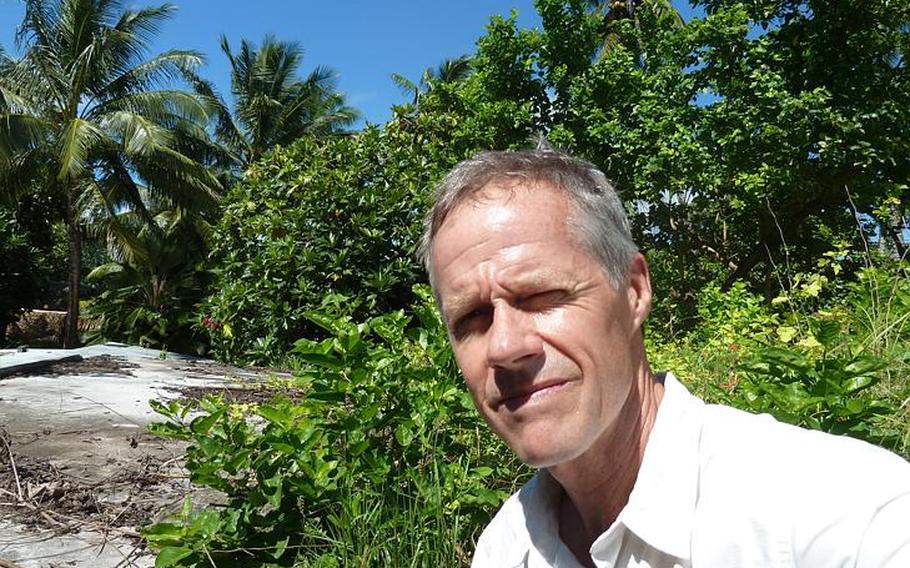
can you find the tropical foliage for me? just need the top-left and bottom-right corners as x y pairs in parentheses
(84, 208), (212, 352)
(200, 123), (461, 364)
(391, 55), (473, 108)
(146, 289), (525, 567)
(0, 0), (221, 346)
(2, 0), (909, 565)
(192, 34), (359, 172)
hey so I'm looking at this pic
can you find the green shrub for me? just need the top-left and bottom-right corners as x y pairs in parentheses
(648, 257), (909, 455)
(203, 127), (463, 366)
(145, 288), (527, 566)
(648, 280), (779, 397)
(728, 342), (901, 448)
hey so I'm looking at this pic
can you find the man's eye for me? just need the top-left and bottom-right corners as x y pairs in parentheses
(519, 290), (566, 310)
(454, 307), (491, 337)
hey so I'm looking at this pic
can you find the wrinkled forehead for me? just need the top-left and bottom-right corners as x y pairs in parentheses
(430, 182), (577, 277)
(444, 176), (569, 223)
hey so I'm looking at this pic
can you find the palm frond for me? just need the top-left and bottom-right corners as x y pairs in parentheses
(7, 39), (67, 106)
(101, 109), (176, 158)
(0, 147), (51, 206)
(128, 142), (221, 212)
(87, 261), (125, 281)
(0, 113), (49, 161)
(391, 72), (419, 99)
(56, 117), (108, 181)
(432, 55), (472, 85)
(91, 89), (210, 125)
(113, 3), (178, 47)
(102, 49), (205, 99)
(187, 70), (247, 161)
(17, 0), (59, 53)
(87, 152), (156, 226)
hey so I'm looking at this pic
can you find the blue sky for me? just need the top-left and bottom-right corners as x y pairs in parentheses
(0, 1), (701, 126)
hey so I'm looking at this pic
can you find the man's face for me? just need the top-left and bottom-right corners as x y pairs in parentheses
(431, 182), (650, 468)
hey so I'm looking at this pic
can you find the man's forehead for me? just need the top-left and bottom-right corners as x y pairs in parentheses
(435, 180), (571, 246)
(457, 176), (563, 208)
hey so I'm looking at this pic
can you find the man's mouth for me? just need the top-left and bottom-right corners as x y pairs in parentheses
(497, 379), (571, 411)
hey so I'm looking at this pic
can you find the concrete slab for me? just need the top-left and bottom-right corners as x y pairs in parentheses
(0, 351), (84, 379)
(0, 343), (203, 378)
(0, 520), (152, 567)
(0, 343), (279, 567)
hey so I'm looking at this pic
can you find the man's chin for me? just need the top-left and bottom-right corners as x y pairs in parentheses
(509, 434), (585, 469)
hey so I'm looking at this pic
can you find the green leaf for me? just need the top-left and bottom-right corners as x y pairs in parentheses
(842, 374), (876, 394)
(142, 522), (183, 540)
(843, 356), (886, 377)
(293, 351), (344, 370)
(258, 404), (290, 427)
(190, 407), (226, 436)
(155, 546), (193, 568)
(263, 473), (284, 508)
(272, 536), (290, 560)
(394, 423), (414, 447)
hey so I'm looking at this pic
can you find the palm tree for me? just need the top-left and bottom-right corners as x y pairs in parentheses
(85, 206), (211, 350)
(0, 0), (221, 348)
(192, 34), (360, 171)
(587, 0), (684, 61)
(391, 55), (472, 108)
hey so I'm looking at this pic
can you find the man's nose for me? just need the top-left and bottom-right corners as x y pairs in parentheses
(486, 303), (543, 370)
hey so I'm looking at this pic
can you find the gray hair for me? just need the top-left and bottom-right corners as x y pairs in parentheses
(417, 148), (638, 289)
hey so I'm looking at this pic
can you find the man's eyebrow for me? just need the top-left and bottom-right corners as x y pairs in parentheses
(442, 294), (479, 322)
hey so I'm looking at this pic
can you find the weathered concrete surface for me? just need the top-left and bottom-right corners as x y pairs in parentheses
(0, 520), (151, 568)
(0, 350), (83, 378)
(0, 343), (274, 568)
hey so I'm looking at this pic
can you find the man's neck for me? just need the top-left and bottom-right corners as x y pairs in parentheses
(551, 364), (664, 561)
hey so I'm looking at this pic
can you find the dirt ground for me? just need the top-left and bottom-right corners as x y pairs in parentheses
(0, 347), (286, 568)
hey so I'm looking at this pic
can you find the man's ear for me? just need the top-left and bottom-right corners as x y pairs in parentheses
(626, 253), (652, 330)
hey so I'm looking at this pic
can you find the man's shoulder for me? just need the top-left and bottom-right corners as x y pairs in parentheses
(692, 402), (910, 565)
(701, 402), (908, 473)
(697, 401), (910, 507)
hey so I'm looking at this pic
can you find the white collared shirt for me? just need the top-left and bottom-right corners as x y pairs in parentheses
(471, 373), (910, 567)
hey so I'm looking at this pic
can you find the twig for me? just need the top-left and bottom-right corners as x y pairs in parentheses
(203, 544), (217, 568)
(844, 185), (872, 269)
(159, 455), (184, 469)
(13, 498), (85, 534)
(0, 558), (27, 568)
(111, 543), (144, 568)
(0, 430), (23, 502)
(74, 394), (138, 426)
(765, 196), (794, 290)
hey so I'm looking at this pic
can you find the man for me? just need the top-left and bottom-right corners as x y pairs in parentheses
(417, 148), (910, 567)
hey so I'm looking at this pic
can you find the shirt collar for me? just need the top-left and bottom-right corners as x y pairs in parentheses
(606, 371), (704, 561)
(510, 372), (705, 566)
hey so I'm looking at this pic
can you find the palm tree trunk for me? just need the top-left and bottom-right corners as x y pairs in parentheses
(63, 186), (82, 349)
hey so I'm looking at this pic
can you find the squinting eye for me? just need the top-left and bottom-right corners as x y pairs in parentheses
(453, 307), (491, 338)
(520, 290), (566, 310)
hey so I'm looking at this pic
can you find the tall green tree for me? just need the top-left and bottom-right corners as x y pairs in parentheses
(394, 0), (910, 328)
(391, 55), (473, 107)
(193, 34), (360, 171)
(85, 207), (211, 352)
(0, 0), (221, 348)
